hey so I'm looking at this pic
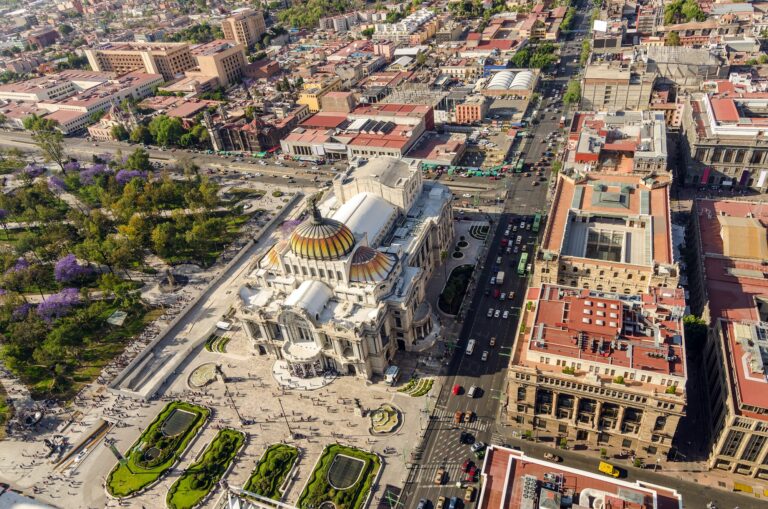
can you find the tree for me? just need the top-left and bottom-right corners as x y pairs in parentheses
(665, 31), (681, 47)
(563, 80), (581, 105)
(125, 148), (152, 172)
(683, 315), (707, 349)
(760, 54), (768, 64)
(129, 125), (151, 145)
(151, 222), (176, 258)
(361, 27), (375, 39)
(148, 115), (185, 147)
(23, 115), (67, 172)
(59, 24), (74, 36)
(416, 53), (427, 67)
(111, 124), (129, 141)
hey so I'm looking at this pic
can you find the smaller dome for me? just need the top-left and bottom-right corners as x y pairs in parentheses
(260, 240), (287, 270)
(349, 246), (396, 284)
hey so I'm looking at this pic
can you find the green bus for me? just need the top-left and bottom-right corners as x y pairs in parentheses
(515, 159), (525, 173)
(532, 213), (542, 233)
(517, 252), (529, 275)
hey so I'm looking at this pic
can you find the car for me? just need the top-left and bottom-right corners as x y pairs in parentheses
(452, 384), (462, 396)
(500, 292), (506, 301)
(470, 441), (486, 453)
(417, 499), (429, 509)
(467, 385), (478, 398)
(489, 336), (496, 347)
(311, 165), (320, 171)
(447, 497), (460, 509)
(463, 411), (474, 423)
(464, 486), (476, 502)
(505, 246), (512, 254)
(490, 276), (496, 285)
(509, 291), (516, 300)
(520, 221), (526, 228)
(502, 310), (509, 319)
(253, 172), (263, 177)
(454, 410), (463, 424)
(436, 497), (446, 509)
(481, 350), (489, 361)
(460, 430), (474, 444)
(512, 225), (518, 232)
(544, 452), (562, 462)
(466, 465), (478, 481)
(462, 459), (473, 472)
(492, 288), (500, 299)
(487, 308), (494, 318)
(462, 193), (473, 198)
(513, 246), (519, 253)
(435, 467), (445, 484)
(281, 174), (292, 179)
(494, 309), (500, 318)
(532, 181), (539, 186)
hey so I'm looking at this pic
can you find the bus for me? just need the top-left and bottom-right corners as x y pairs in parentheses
(532, 213), (542, 233)
(517, 252), (529, 276)
(515, 159), (525, 173)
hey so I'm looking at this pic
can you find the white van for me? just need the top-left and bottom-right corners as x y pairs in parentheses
(466, 339), (476, 356)
(467, 386), (478, 398)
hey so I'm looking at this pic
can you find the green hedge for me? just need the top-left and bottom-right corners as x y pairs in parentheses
(166, 428), (245, 509)
(243, 444), (299, 500)
(438, 264), (475, 315)
(106, 402), (209, 498)
(297, 444), (380, 509)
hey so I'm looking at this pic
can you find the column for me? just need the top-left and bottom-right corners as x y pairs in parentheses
(551, 392), (558, 417)
(614, 406), (626, 432)
(571, 396), (580, 425)
(593, 401), (603, 429)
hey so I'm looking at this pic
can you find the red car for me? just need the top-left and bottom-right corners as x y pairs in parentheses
(452, 384), (462, 396)
(462, 459), (474, 472)
(466, 466), (478, 481)
(492, 288), (500, 299)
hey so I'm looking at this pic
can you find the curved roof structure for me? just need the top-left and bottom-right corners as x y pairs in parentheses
(260, 240), (287, 270)
(349, 246), (397, 284)
(290, 202), (356, 260)
(349, 156), (412, 187)
(487, 70), (516, 90)
(284, 280), (333, 319)
(332, 193), (398, 247)
(510, 70), (534, 89)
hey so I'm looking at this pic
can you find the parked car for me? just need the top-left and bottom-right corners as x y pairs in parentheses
(470, 441), (486, 453)
(454, 411), (463, 424)
(435, 467), (446, 484)
(447, 497), (460, 509)
(494, 309), (500, 318)
(436, 497), (446, 509)
(481, 350), (489, 361)
(489, 336), (496, 347)
(462, 459), (473, 472)
(463, 411), (474, 423)
(502, 310), (509, 319)
(544, 452), (562, 462)
(487, 308), (494, 318)
(452, 384), (462, 396)
(417, 499), (429, 509)
(464, 486), (476, 502)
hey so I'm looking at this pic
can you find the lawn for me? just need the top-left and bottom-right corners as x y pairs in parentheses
(106, 401), (209, 498)
(166, 428), (245, 509)
(438, 264), (475, 315)
(297, 444), (381, 509)
(204, 334), (230, 353)
(243, 443), (299, 500)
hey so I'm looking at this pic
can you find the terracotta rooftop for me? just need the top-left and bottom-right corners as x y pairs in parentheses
(520, 284), (686, 379)
(479, 446), (683, 509)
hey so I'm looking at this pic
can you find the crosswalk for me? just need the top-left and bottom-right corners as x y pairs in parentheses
(417, 462), (471, 486)
(432, 408), (490, 432)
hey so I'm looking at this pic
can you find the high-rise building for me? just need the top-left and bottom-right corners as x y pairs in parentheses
(188, 40), (247, 88)
(221, 8), (266, 49)
(84, 42), (194, 81)
(581, 62), (655, 112)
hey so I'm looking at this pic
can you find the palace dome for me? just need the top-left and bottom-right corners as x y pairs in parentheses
(290, 202), (356, 260)
(349, 246), (397, 284)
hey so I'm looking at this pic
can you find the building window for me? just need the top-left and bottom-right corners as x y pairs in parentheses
(622, 438), (632, 448)
(741, 435), (767, 463)
(720, 430), (745, 458)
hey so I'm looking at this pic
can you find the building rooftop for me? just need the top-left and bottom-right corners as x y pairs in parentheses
(694, 199), (768, 324)
(520, 284), (686, 379)
(479, 446), (683, 509)
(190, 39), (241, 57)
(91, 41), (189, 52)
(542, 173), (674, 268)
(720, 320), (768, 416)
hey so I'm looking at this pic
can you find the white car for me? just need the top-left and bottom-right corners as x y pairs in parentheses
(503, 310), (509, 319)
(311, 165), (320, 170)
(481, 351), (489, 361)
(253, 172), (263, 177)
(487, 308), (494, 318)
(494, 309), (501, 318)
(281, 174), (292, 179)
(462, 193), (473, 198)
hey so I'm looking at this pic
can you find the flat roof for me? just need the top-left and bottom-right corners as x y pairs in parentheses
(479, 446), (683, 509)
(521, 284), (686, 378)
(543, 173), (673, 267)
(721, 320), (768, 415)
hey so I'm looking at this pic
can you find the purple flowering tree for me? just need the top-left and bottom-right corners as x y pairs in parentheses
(54, 254), (92, 284)
(79, 164), (111, 185)
(63, 161), (81, 173)
(36, 288), (80, 321)
(115, 170), (146, 185)
(5, 257), (30, 275)
(0, 208), (8, 239)
(22, 164), (45, 179)
(48, 175), (66, 193)
(12, 303), (33, 321)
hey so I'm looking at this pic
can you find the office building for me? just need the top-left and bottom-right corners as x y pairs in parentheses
(581, 62), (655, 111)
(221, 8), (266, 49)
(188, 40), (247, 88)
(84, 42), (194, 81)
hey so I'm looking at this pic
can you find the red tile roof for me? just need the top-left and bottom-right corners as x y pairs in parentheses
(710, 97), (740, 122)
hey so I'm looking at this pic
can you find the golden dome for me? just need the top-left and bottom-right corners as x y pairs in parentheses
(349, 246), (396, 283)
(290, 202), (356, 260)
(260, 240), (287, 270)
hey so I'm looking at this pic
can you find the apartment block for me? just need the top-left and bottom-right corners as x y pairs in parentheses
(221, 8), (266, 49)
(687, 199), (768, 479)
(533, 171), (678, 295)
(581, 62), (655, 112)
(506, 284), (687, 458)
(297, 75), (342, 113)
(681, 92), (768, 193)
(455, 95), (488, 124)
(84, 42), (194, 81)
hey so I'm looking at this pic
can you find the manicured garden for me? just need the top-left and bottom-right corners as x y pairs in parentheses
(243, 443), (299, 500)
(297, 444), (380, 509)
(438, 264), (474, 315)
(106, 401), (209, 498)
(204, 333), (230, 353)
(166, 428), (245, 509)
(369, 404), (402, 435)
(397, 377), (434, 397)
